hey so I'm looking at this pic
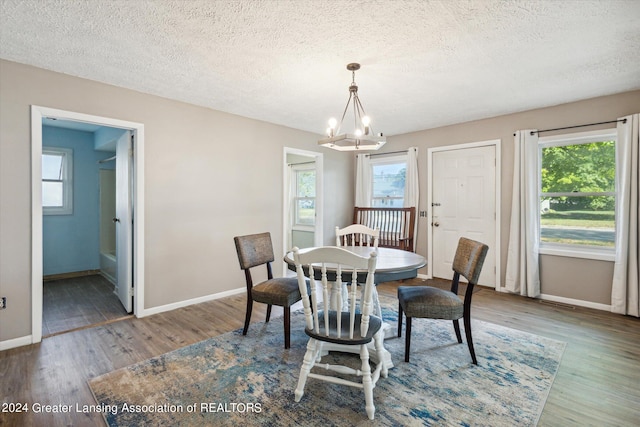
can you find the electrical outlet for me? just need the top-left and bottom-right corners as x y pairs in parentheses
(0, 297), (5, 309)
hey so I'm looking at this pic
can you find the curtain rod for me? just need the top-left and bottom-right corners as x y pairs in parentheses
(288, 161), (315, 166)
(97, 155), (116, 164)
(530, 118), (627, 136)
(366, 148), (415, 158)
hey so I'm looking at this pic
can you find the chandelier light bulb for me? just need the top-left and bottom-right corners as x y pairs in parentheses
(354, 129), (363, 137)
(362, 115), (371, 135)
(328, 117), (338, 129)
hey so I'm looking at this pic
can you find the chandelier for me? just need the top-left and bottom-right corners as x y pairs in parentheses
(318, 63), (386, 151)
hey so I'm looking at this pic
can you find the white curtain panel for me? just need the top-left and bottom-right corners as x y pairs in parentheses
(355, 154), (372, 207)
(505, 130), (541, 297)
(404, 147), (420, 251)
(612, 114), (640, 317)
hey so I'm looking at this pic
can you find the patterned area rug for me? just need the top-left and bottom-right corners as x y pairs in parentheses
(89, 300), (565, 426)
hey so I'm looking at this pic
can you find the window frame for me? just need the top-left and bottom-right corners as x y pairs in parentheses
(42, 146), (73, 215)
(538, 128), (616, 261)
(369, 154), (407, 208)
(292, 164), (316, 229)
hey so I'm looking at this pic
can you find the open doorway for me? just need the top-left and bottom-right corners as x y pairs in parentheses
(31, 106), (145, 344)
(283, 148), (323, 273)
(40, 119), (132, 336)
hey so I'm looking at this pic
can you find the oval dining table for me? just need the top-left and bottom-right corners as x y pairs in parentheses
(284, 246), (427, 368)
(284, 246), (426, 283)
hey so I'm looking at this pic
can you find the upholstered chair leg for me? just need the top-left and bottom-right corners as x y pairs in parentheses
(405, 316), (412, 363)
(243, 298), (253, 335)
(453, 319), (463, 343)
(284, 307), (291, 349)
(360, 344), (375, 420)
(295, 339), (317, 402)
(464, 312), (477, 365)
(266, 304), (272, 322)
(398, 303), (403, 338)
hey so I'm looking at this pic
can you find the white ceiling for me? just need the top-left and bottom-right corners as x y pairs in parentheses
(2, 0), (639, 137)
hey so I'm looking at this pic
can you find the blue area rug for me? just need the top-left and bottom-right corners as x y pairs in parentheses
(89, 300), (565, 426)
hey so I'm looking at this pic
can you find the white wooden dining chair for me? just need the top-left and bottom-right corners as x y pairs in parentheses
(292, 246), (387, 420)
(336, 224), (381, 316)
(336, 224), (380, 248)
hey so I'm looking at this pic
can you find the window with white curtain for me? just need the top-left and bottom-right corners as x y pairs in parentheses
(42, 146), (73, 215)
(370, 155), (407, 207)
(293, 165), (315, 227)
(538, 128), (616, 259)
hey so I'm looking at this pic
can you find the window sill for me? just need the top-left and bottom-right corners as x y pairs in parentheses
(539, 245), (615, 262)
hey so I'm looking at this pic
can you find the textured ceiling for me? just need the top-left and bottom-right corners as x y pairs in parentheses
(1, 0), (639, 137)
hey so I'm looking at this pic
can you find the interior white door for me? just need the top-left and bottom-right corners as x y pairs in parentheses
(432, 145), (496, 286)
(115, 131), (133, 312)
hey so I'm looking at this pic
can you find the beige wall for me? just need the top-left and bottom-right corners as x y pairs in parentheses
(0, 60), (353, 343)
(386, 89), (640, 305)
(2, 57), (637, 345)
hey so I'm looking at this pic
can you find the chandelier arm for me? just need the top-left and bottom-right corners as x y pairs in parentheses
(353, 95), (359, 133)
(354, 95), (367, 119)
(337, 92), (353, 135)
(353, 96), (373, 134)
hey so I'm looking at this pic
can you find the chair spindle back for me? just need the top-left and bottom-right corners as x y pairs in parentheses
(293, 247), (378, 339)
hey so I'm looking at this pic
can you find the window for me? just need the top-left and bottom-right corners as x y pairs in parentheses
(371, 157), (406, 207)
(539, 129), (616, 258)
(42, 147), (73, 215)
(293, 166), (315, 227)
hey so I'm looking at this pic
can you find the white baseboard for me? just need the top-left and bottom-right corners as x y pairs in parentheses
(140, 287), (245, 317)
(1, 288), (247, 351)
(538, 293), (611, 312)
(0, 335), (33, 351)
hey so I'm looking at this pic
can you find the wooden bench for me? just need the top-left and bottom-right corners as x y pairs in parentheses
(353, 207), (416, 252)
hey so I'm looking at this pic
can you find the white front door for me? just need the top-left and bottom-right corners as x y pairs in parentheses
(115, 131), (133, 312)
(431, 145), (496, 286)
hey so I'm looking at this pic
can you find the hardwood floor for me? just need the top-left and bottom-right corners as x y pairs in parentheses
(43, 275), (130, 337)
(1, 279), (638, 426)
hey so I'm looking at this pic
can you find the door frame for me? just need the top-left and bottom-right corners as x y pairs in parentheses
(427, 139), (501, 290)
(30, 106), (145, 343)
(282, 147), (324, 273)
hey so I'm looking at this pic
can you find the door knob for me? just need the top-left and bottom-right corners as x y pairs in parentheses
(432, 222), (440, 227)
(112, 217), (120, 223)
